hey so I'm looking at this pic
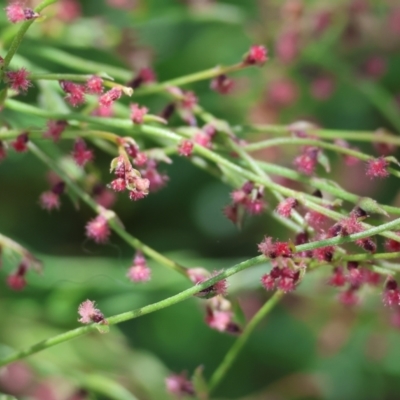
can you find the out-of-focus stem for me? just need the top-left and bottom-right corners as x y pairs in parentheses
(209, 291), (284, 392)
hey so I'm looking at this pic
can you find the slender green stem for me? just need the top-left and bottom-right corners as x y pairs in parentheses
(29, 73), (119, 89)
(255, 160), (400, 216)
(0, 255), (267, 367)
(1, 0), (58, 75)
(342, 251), (400, 263)
(251, 125), (400, 146)
(209, 291), (284, 392)
(28, 142), (188, 276)
(134, 63), (244, 97)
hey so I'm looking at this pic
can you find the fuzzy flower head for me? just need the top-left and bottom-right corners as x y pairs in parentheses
(6, 68), (31, 92)
(99, 87), (122, 108)
(366, 157), (389, 179)
(258, 237), (293, 259)
(78, 300), (106, 324)
(72, 138), (93, 167)
(127, 252), (151, 283)
(85, 215), (110, 244)
(276, 197), (298, 218)
(5, 2), (39, 23)
(43, 120), (68, 142)
(210, 74), (235, 95)
(11, 132), (29, 152)
(178, 140), (194, 157)
(165, 372), (194, 398)
(60, 80), (86, 107)
(130, 103), (148, 124)
(85, 75), (103, 94)
(39, 191), (60, 211)
(7, 262), (28, 291)
(187, 267), (210, 284)
(244, 45), (268, 65)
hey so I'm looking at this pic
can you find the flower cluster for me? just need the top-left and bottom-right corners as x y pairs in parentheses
(109, 155), (150, 201)
(126, 252), (151, 283)
(78, 300), (107, 324)
(224, 181), (266, 225)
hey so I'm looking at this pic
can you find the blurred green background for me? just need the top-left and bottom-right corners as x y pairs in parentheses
(1, 0), (400, 399)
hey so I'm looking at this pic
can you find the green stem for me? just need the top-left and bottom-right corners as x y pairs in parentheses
(209, 291), (284, 392)
(251, 125), (400, 146)
(0, 255), (267, 367)
(255, 160), (400, 216)
(245, 137), (400, 178)
(1, 0), (59, 75)
(28, 142), (188, 276)
(29, 73), (119, 89)
(134, 63), (244, 97)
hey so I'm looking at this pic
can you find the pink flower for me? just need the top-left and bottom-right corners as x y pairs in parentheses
(366, 157), (389, 179)
(210, 74), (234, 94)
(85, 75), (104, 94)
(99, 87), (122, 108)
(328, 267), (347, 287)
(92, 104), (114, 117)
(141, 160), (169, 192)
(206, 309), (232, 331)
(258, 237), (293, 259)
(11, 132), (29, 152)
(6, 68), (31, 92)
(92, 185), (116, 209)
(244, 45), (268, 65)
(275, 30), (299, 63)
(165, 372), (194, 398)
(5, 2), (39, 23)
(57, 0), (81, 22)
(7, 261), (28, 291)
(178, 140), (194, 157)
(85, 216), (110, 243)
(130, 103), (148, 124)
(72, 138), (93, 166)
(60, 80), (86, 107)
(338, 288), (359, 306)
(187, 267), (210, 284)
(128, 67), (156, 89)
(39, 191), (60, 211)
(43, 120), (68, 142)
(78, 300), (106, 324)
(293, 147), (319, 175)
(276, 197), (298, 218)
(385, 232), (400, 252)
(268, 78), (298, 108)
(181, 91), (198, 110)
(127, 252), (151, 282)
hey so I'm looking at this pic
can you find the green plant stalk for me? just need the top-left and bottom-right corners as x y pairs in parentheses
(134, 63), (245, 96)
(139, 125), (400, 243)
(245, 137), (400, 178)
(29, 73), (121, 89)
(32, 47), (133, 81)
(2, 217), (400, 368)
(28, 142), (188, 276)
(0, 255), (267, 367)
(1, 0), (59, 76)
(4, 99), (400, 242)
(250, 125), (400, 146)
(209, 291), (284, 392)
(254, 160), (400, 216)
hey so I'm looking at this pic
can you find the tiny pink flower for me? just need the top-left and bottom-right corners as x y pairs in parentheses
(276, 197), (298, 218)
(366, 157), (389, 179)
(7, 261), (29, 291)
(72, 138), (93, 167)
(11, 132), (29, 152)
(210, 74), (235, 94)
(110, 178), (126, 192)
(6, 68), (31, 92)
(205, 309), (232, 331)
(43, 120), (68, 142)
(5, 2), (39, 23)
(85, 216), (110, 243)
(178, 140), (194, 157)
(78, 300), (106, 324)
(328, 267), (347, 287)
(85, 75), (104, 94)
(244, 45), (268, 65)
(127, 252), (151, 282)
(181, 91), (198, 110)
(338, 288), (359, 306)
(293, 147), (319, 175)
(99, 87), (122, 108)
(57, 0), (81, 22)
(165, 372), (194, 398)
(385, 232), (400, 252)
(258, 237), (292, 259)
(268, 78), (298, 108)
(39, 191), (60, 211)
(130, 103), (148, 124)
(92, 104), (114, 117)
(141, 161), (169, 192)
(128, 67), (156, 89)
(60, 80), (86, 107)
(275, 30), (299, 63)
